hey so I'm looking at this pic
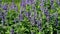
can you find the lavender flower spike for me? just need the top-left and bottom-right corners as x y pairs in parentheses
(2, 3), (8, 10)
(40, 0), (45, 12)
(56, 0), (60, 5)
(25, 12), (28, 17)
(44, 7), (50, 23)
(30, 0), (34, 4)
(10, 3), (16, 10)
(10, 28), (14, 34)
(44, 7), (49, 16)
(50, 0), (54, 9)
(26, 0), (30, 4)
(19, 14), (23, 21)
(20, 0), (26, 7)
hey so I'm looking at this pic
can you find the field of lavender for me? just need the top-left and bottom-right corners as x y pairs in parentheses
(0, 0), (60, 34)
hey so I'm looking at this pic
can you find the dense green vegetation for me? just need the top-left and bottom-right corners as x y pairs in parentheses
(0, 0), (60, 34)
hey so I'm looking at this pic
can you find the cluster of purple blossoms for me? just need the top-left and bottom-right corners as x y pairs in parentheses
(10, 28), (14, 34)
(50, 0), (54, 9)
(0, 0), (59, 34)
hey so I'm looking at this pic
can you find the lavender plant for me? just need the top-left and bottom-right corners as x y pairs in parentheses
(0, 0), (60, 34)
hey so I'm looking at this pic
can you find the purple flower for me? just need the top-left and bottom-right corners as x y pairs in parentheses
(40, 0), (45, 3)
(26, 0), (30, 3)
(26, 0), (35, 4)
(30, 0), (34, 4)
(25, 11), (31, 18)
(19, 14), (24, 21)
(44, 7), (49, 16)
(44, 7), (50, 22)
(28, 11), (31, 17)
(31, 19), (35, 25)
(3, 4), (8, 10)
(10, 2), (18, 11)
(25, 12), (28, 17)
(56, 0), (60, 5)
(30, 14), (35, 25)
(50, 0), (54, 4)
(50, 0), (54, 9)
(20, 0), (26, 7)
(10, 3), (16, 9)
(1, 12), (6, 25)
(10, 28), (14, 34)
(40, 1), (45, 12)
(14, 5), (18, 11)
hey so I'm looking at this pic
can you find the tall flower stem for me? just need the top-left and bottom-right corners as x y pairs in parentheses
(10, 28), (14, 34)
(50, 0), (54, 9)
(40, 0), (45, 31)
(30, 0), (36, 26)
(19, 0), (26, 21)
(2, 3), (8, 26)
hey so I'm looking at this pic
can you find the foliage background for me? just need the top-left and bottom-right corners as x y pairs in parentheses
(0, 0), (60, 34)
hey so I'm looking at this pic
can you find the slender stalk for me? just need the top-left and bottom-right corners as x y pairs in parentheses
(2, 3), (8, 26)
(40, 0), (45, 31)
(38, 12), (42, 31)
(50, 0), (54, 9)
(55, 12), (58, 26)
(30, 0), (36, 25)
(1, 12), (5, 26)
(19, 0), (26, 21)
(45, 7), (50, 23)
(56, 0), (60, 5)
(40, 0), (45, 14)
(10, 28), (14, 34)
